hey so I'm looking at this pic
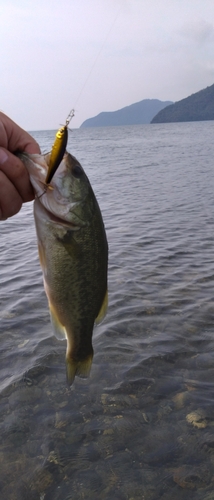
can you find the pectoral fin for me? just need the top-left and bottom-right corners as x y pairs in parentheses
(58, 230), (80, 259)
(95, 289), (108, 325)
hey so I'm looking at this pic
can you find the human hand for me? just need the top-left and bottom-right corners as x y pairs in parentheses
(0, 112), (40, 220)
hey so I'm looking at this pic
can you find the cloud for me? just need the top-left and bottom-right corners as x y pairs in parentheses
(1, 0), (214, 129)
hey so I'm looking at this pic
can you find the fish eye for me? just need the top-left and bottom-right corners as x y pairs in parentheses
(72, 164), (83, 178)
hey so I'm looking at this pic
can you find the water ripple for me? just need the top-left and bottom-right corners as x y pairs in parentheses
(1, 122), (214, 498)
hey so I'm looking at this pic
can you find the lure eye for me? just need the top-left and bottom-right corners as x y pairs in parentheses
(72, 164), (83, 178)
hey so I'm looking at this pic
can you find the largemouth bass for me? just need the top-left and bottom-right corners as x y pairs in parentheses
(20, 151), (108, 385)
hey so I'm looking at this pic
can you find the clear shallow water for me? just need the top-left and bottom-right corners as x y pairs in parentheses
(1, 122), (214, 499)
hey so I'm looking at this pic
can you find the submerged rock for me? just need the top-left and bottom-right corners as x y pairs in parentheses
(173, 465), (210, 489)
(186, 409), (207, 429)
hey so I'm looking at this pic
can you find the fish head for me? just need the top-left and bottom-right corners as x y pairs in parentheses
(21, 152), (95, 226)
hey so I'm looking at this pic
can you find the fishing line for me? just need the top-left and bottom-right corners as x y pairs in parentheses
(48, 5), (122, 182)
(73, 3), (122, 109)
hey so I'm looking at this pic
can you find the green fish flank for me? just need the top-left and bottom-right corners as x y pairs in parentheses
(20, 151), (108, 385)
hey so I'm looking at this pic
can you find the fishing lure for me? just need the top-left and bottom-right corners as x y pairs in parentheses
(45, 109), (75, 184)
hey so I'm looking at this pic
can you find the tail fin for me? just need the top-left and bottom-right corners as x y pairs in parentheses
(66, 354), (93, 386)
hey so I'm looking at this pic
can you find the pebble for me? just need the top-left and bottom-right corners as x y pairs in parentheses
(186, 409), (207, 429)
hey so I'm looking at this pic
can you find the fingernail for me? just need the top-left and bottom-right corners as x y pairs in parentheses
(0, 149), (8, 164)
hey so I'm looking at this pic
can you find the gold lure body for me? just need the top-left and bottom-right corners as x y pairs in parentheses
(45, 109), (75, 185)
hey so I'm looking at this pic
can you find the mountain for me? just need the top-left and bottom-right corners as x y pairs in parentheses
(151, 84), (214, 123)
(80, 99), (173, 128)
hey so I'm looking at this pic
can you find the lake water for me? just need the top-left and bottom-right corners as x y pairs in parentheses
(1, 121), (214, 499)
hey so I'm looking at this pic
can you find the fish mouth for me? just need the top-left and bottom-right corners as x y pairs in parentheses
(36, 197), (80, 230)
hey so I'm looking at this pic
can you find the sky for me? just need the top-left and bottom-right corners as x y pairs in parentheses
(1, 0), (214, 130)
